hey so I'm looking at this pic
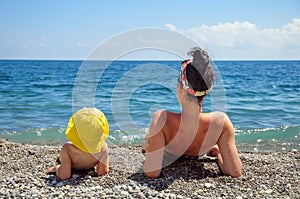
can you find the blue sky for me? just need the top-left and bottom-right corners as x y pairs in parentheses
(0, 0), (300, 60)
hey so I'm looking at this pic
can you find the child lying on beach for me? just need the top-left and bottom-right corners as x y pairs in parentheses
(143, 47), (242, 178)
(45, 107), (110, 180)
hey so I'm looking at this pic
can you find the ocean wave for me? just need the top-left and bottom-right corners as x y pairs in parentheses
(0, 125), (299, 152)
(234, 125), (300, 152)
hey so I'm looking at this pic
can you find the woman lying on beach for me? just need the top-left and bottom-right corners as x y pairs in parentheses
(142, 47), (242, 178)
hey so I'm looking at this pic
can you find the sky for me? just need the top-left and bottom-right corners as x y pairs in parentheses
(0, 0), (300, 60)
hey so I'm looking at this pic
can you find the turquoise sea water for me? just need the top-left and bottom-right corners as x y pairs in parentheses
(0, 60), (299, 152)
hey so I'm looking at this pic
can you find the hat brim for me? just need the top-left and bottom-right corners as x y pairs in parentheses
(65, 110), (109, 154)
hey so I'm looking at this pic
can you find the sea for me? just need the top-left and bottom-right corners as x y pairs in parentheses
(0, 60), (299, 152)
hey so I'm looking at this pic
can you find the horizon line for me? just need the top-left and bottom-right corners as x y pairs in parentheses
(1, 58), (300, 61)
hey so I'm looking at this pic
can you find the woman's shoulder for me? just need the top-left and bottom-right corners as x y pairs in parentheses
(150, 110), (180, 130)
(203, 111), (228, 117)
(203, 111), (231, 126)
(152, 110), (180, 119)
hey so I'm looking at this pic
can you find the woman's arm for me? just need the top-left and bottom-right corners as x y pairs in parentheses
(217, 113), (242, 178)
(143, 110), (166, 178)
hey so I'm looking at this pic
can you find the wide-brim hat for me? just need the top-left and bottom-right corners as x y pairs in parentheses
(66, 107), (109, 153)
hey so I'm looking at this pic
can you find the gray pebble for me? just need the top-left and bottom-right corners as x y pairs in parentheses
(1, 139), (300, 198)
(152, 190), (158, 197)
(5, 192), (11, 199)
(204, 183), (212, 188)
(9, 178), (16, 186)
(28, 150), (36, 155)
(120, 190), (129, 196)
(265, 189), (273, 194)
(169, 193), (176, 199)
(71, 174), (80, 179)
(113, 186), (120, 192)
(55, 182), (64, 187)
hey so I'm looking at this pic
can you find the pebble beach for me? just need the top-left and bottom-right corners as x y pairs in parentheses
(1, 138), (299, 199)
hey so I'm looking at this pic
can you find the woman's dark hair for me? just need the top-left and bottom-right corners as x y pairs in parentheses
(186, 47), (214, 104)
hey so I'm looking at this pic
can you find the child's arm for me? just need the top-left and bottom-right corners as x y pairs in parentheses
(54, 144), (72, 180)
(45, 144), (71, 180)
(97, 143), (109, 176)
(45, 165), (60, 174)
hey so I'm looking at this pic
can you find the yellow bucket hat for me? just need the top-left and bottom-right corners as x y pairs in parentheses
(66, 107), (109, 154)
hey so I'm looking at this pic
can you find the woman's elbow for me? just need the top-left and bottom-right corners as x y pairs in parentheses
(231, 168), (242, 178)
(144, 171), (160, 178)
(225, 167), (242, 178)
(143, 166), (161, 178)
